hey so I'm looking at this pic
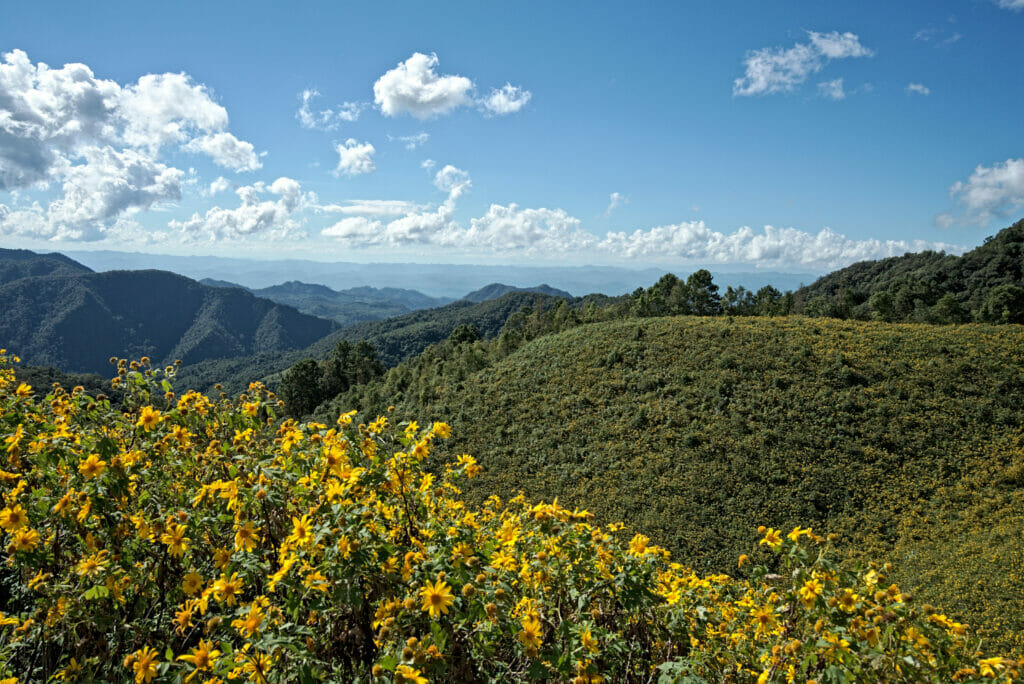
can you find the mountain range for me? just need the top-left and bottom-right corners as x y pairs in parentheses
(0, 249), (337, 375)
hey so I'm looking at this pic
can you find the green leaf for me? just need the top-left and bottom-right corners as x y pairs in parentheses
(82, 585), (109, 601)
(377, 654), (397, 672)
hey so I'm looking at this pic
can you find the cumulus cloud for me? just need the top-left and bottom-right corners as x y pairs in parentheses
(170, 176), (312, 241)
(457, 204), (595, 252)
(117, 72), (230, 151)
(373, 52), (473, 119)
(906, 82), (931, 96)
(733, 31), (873, 97)
(818, 78), (846, 100)
(296, 89), (365, 130)
(205, 176), (231, 196)
(994, 0), (1024, 9)
(605, 192), (627, 216)
(480, 83), (532, 116)
(433, 164), (471, 199)
(0, 48), (263, 241)
(599, 221), (959, 270)
(943, 158), (1024, 227)
(46, 146), (184, 238)
(334, 138), (376, 176)
(182, 132), (261, 171)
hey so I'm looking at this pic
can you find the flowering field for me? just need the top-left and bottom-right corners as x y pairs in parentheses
(0, 350), (1019, 682)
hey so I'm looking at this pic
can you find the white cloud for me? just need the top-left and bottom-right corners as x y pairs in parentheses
(205, 176), (231, 196)
(994, 0), (1024, 10)
(45, 146), (183, 239)
(818, 78), (846, 100)
(945, 158), (1024, 226)
(605, 192), (627, 216)
(182, 132), (261, 171)
(317, 199), (427, 217)
(117, 72), (229, 151)
(170, 176), (312, 240)
(420, 159), (435, 170)
(334, 138), (376, 176)
(0, 49), (263, 240)
(906, 82), (931, 96)
(296, 89), (365, 130)
(599, 221), (959, 270)
(373, 52), (473, 119)
(457, 204), (595, 252)
(322, 164), (469, 245)
(733, 31), (873, 97)
(480, 83), (532, 115)
(393, 132), (430, 150)
(807, 31), (874, 59)
(321, 215), (383, 238)
(433, 164), (471, 200)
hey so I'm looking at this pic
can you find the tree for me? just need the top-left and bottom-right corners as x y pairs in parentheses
(279, 358), (325, 418)
(686, 269), (721, 316)
(977, 284), (1024, 324)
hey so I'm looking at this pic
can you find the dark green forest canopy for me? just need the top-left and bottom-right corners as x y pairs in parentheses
(794, 217), (1024, 323)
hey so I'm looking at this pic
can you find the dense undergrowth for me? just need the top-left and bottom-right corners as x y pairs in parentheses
(0, 351), (1020, 682)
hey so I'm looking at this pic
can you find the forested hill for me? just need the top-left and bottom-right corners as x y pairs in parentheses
(321, 314), (1024, 651)
(0, 264), (337, 375)
(175, 289), (607, 395)
(460, 282), (573, 302)
(795, 217), (1024, 322)
(0, 247), (93, 284)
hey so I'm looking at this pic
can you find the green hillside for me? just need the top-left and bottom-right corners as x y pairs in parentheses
(325, 315), (1024, 651)
(795, 217), (1024, 323)
(0, 266), (337, 375)
(460, 282), (573, 302)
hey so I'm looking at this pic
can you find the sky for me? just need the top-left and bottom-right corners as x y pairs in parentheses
(1, 0), (1023, 273)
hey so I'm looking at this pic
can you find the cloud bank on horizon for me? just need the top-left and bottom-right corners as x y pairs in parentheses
(0, 37), (1016, 271)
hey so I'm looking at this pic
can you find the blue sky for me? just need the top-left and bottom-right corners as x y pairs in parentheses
(1, 0), (1022, 272)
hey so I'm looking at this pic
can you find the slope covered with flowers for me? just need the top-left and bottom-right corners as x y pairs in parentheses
(0, 351), (1018, 682)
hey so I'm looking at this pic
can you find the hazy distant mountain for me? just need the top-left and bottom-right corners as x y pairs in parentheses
(460, 283), (573, 303)
(65, 250), (816, 299)
(0, 251), (337, 375)
(201, 278), (450, 325)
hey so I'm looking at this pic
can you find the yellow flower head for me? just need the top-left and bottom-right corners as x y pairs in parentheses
(519, 615), (543, 653)
(394, 664), (428, 684)
(129, 646), (159, 684)
(78, 454), (107, 479)
(759, 528), (783, 550)
(9, 527), (40, 553)
(0, 504), (29, 531)
(419, 579), (455, 619)
(178, 638), (222, 675)
(136, 406), (162, 431)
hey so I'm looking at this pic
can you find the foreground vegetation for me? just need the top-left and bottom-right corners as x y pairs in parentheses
(0, 351), (1020, 682)
(320, 315), (1024, 653)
